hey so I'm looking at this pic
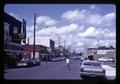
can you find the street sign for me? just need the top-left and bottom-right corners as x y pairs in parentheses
(13, 33), (26, 40)
(23, 19), (26, 43)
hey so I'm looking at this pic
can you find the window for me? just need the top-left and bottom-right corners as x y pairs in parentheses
(4, 22), (10, 40)
(83, 62), (100, 66)
(4, 23), (9, 31)
(14, 27), (18, 34)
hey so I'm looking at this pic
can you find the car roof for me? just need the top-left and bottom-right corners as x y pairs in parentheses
(81, 60), (101, 66)
(82, 60), (100, 63)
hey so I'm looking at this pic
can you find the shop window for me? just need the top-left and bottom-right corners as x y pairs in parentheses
(14, 27), (18, 34)
(4, 22), (10, 41)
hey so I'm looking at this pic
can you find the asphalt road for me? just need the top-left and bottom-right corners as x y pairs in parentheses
(4, 59), (82, 80)
(4, 59), (116, 80)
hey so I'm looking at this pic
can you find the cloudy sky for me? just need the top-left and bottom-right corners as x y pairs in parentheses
(4, 4), (116, 52)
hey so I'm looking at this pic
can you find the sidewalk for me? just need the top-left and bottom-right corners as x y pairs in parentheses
(101, 65), (116, 80)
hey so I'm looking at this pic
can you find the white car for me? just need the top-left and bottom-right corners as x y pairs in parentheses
(108, 58), (115, 62)
(98, 57), (109, 62)
(80, 60), (105, 79)
(98, 57), (115, 62)
(17, 60), (28, 67)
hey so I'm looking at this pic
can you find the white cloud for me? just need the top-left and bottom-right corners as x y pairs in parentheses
(103, 12), (115, 21)
(78, 26), (96, 37)
(26, 5), (115, 52)
(89, 4), (96, 9)
(97, 40), (115, 47)
(26, 25), (37, 38)
(101, 12), (115, 26)
(35, 37), (50, 47)
(62, 8), (115, 27)
(27, 23), (79, 47)
(87, 14), (102, 25)
(88, 12), (115, 26)
(27, 26), (115, 52)
(77, 42), (83, 46)
(62, 9), (86, 22)
(78, 26), (115, 40)
(27, 23), (115, 52)
(37, 26), (56, 36)
(56, 23), (78, 34)
(66, 42), (72, 46)
(36, 23), (78, 36)
(36, 16), (57, 26)
(26, 26), (34, 32)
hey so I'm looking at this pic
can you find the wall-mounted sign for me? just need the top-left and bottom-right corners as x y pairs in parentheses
(97, 50), (106, 55)
(13, 33), (26, 40)
(23, 19), (26, 43)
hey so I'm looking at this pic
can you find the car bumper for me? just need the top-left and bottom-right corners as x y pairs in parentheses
(80, 72), (105, 77)
(17, 64), (27, 67)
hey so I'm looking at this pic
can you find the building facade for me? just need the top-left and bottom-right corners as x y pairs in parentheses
(87, 47), (116, 60)
(4, 12), (26, 67)
(22, 44), (49, 61)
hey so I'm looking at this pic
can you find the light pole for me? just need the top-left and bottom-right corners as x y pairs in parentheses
(27, 37), (29, 45)
(33, 13), (36, 60)
(64, 40), (65, 57)
(58, 36), (60, 48)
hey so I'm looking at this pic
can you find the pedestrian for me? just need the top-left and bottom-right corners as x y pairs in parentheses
(66, 58), (71, 70)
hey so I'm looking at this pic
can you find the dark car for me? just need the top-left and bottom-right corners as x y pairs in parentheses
(26, 60), (34, 67)
(30, 59), (41, 66)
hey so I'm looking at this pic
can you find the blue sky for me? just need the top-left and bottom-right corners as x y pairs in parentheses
(4, 4), (116, 52)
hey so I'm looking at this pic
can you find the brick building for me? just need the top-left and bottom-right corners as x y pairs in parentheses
(22, 44), (49, 61)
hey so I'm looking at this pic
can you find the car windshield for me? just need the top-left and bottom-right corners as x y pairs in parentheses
(19, 61), (26, 63)
(83, 62), (100, 66)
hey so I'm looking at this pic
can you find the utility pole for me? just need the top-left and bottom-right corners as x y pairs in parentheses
(58, 36), (60, 48)
(27, 38), (29, 44)
(33, 13), (36, 60)
(97, 40), (98, 49)
(64, 40), (65, 57)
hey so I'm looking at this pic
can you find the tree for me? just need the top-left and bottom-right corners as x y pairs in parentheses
(109, 45), (114, 49)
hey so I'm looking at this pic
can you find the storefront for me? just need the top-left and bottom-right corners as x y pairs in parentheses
(4, 42), (24, 67)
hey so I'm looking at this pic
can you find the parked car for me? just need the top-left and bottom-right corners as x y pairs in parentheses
(72, 56), (81, 60)
(108, 58), (115, 62)
(26, 60), (34, 67)
(30, 59), (41, 66)
(98, 57), (109, 62)
(80, 60), (105, 79)
(17, 58), (41, 67)
(17, 60), (28, 67)
(98, 57), (115, 62)
(35, 59), (41, 65)
(51, 57), (65, 62)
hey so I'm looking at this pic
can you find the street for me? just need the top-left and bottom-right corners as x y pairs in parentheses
(4, 59), (116, 80)
(4, 59), (82, 80)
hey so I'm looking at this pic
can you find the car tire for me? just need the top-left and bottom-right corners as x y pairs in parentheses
(81, 75), (85, 79)
(81, 75), (89, 80)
